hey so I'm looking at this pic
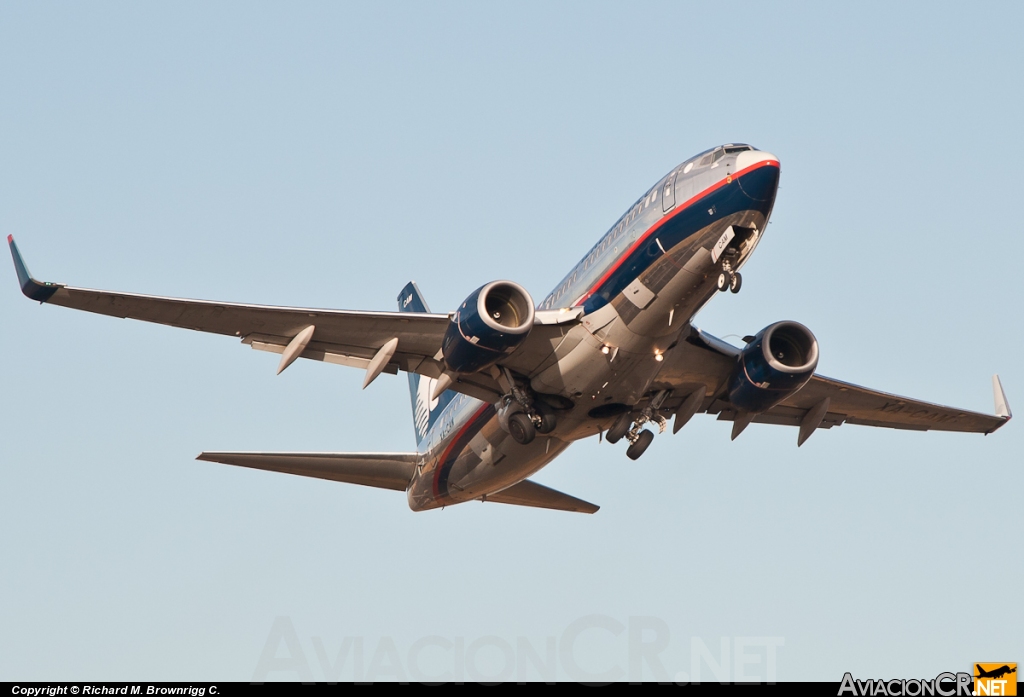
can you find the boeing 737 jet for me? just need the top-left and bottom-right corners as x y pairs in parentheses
(8, 144), (1012, 513)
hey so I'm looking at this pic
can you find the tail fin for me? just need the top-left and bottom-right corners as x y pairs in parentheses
(398, 282), (454, 447)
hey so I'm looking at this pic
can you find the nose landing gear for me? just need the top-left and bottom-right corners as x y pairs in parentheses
(729, 272), (742, 293)
(717, 260), (742, 294)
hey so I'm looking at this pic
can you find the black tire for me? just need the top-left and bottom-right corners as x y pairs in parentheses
(606, 412), (632, 444)
(508, 412), (536, 445)
(536, 405), (557, 434)
(729, 272), (742, 294)
(716, 272), (729, 292)
(626, 429), (654, 460)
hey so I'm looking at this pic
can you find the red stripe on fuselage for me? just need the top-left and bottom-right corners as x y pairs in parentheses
(574, 159), (779, 307)
(431, 402), (491, 501)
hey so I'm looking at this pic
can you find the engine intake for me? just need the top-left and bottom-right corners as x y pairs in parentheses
(727, 321), (818, 413)
(442, 281), (535, 373)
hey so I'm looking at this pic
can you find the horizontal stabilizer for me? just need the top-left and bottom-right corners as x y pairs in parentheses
(196, 451), (419, 491)
(484, 479), (599, 514)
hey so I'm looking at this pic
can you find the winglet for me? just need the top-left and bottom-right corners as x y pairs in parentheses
(993, 374), (1012, 420)
(7, 236), (60, 303)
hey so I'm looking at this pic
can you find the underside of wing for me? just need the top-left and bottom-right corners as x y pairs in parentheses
(482, 479), (599, 514)
(8, 236), (576, 403)
(765, 374), (1010, 434)
(653, 326), (1010, 440)
(196, 452), (419, 491)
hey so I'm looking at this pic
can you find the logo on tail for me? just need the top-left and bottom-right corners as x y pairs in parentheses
(398, 282), (455, 446)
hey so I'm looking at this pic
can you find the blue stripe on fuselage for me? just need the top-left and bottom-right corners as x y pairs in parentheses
(587, 166), (778, 312)
(549, 164), (779, 315)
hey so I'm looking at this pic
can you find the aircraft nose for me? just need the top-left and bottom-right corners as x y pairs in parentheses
(733, 149), (780, 203)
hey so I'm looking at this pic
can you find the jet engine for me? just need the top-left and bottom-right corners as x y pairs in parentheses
(727, 321), (818, 413)
(441, 281), (535, 373)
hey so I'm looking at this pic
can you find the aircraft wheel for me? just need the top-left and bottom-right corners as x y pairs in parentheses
(508, 412), (537, 445)
(716, 272), (730, 292)
(606, 412), (632, 444)
(626, 429), (654, 460)
(536, 405), (557, 434)
(729, 272), (742, 294)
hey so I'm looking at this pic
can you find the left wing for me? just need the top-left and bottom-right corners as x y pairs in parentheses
(8, 236), (571, 401)
(196, 451), (419, 491)
(652, 326), (1010, 441)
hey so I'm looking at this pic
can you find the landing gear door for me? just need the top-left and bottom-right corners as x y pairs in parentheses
(711, 226), (736, 264)
(662, 171), (677, 212)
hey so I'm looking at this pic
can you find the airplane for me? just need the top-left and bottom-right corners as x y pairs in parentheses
(8, 143), (1012, 514)
(975, 665), (1016, 680)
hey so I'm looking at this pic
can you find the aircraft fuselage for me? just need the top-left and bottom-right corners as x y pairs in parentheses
(407, 145), (781, 511)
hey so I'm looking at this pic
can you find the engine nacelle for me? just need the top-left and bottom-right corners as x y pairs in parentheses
(441, 281), (535, 374)
(727, 321), (819, 413)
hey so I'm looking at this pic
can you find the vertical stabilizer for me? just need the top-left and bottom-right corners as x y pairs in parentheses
(397, 282), (455, 447)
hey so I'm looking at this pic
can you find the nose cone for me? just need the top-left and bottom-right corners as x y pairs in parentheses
(734, 149), (780, 203)
(736, 149), (779, 171)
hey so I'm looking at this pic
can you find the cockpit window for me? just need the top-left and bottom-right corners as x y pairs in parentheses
(698, 153), (713, 166)
(725, 145), (753, 154)
(711, 148), (725, 163)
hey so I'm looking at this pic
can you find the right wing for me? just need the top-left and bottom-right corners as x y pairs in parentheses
(8, 236), (574, 402)
(652, 326), (1010, 440)
(196, 451), (420, 491)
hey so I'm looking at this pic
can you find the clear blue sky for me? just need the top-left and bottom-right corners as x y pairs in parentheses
(1, 1), (1021, 682)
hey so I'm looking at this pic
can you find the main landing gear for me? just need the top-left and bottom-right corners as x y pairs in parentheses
(502, 401), (556, 445)
(627, 430), (654, 460)
(497, 369), (558, 445)
(604, 391), (669, 460)
(716, 261), (742, 294)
